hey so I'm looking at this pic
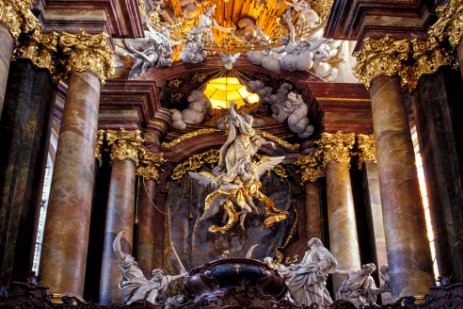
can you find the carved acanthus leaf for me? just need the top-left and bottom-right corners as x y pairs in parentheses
(293, 152), (324, 183)
(105, 129), (145, 165)
(356, 134), (376, 167)
(137, 151), (167, 181)
(316, 131), (355, 166)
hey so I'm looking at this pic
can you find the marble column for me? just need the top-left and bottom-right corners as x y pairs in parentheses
(39, 31), (114, 297)
(318, 132), (361, 291)
(0, 60), (54, 285)
(353, 36), (434, 298)
(294, 152), (325, 241)
(99, 129), (143, 305)
(137, 151), (165, 277)
(0, 0), (38, 117)
(410, 65), (463, 280)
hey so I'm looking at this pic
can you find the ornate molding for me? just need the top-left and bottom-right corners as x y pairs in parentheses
(292, 152), (325, 183)
(356, 134), (377, 167)
(14, 29), (59, 78)
(105, 129), (145, 165)
(428, 0), (463, 48)
(0, 0), (38, 42)
(59, 30), (115, 84)
(137, 151), (166, 181)
(316, 131), (355, 166)
(353, 36), (410, 89)
(171, 149), (220, 180)
(254, 130), (300, 151)
(95, 130), (106, 167)
(161, 129), (221, 149)
(407, 37), (458, 90)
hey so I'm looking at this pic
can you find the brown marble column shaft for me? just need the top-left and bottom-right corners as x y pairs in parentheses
(40, 71), (101, 297)
(370, 74), (434, 297)
(326, 160), (361, 291)
(138, 178), (157, 278)
(99, 159), (136, 305)
(0, 25), (14, 116)
(304, 182), (322, 240)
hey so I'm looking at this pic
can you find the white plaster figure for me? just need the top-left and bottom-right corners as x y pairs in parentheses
(286, 237), (337, 307)
(113, 232), (187, 305)
(335, 263), (378, 308)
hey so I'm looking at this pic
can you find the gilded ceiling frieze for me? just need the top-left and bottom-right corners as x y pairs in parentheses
(352, 36), (410, 89)
(59, 30), (115, 84)
(316, 131), (355, 166)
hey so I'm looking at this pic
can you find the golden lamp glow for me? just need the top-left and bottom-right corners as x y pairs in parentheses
(203, 77), (260, 109)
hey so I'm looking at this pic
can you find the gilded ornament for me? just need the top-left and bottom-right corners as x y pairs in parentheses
(59, 30), (115, 84)
(161, 128), (221, 149)
(356, 134), (376, 168)
(316, 131), (355, 166)
(0, 0), (38, 42)
(407, 37), (457, 90)
(353, 36), (410, 89)
(137, 151), (166, 181)
(192, 72), (209, 83)
(105, 129), (145, 165)
(171, 149), (220, 180)
(254, 130), (300, 151)
(15, 30), (59, 78)
(170, 92), (185, 103)
(95, 130), (106, 167)
(428, 0), (463, 48)
(166, 78), (184, 89)
(293, 152), (324, 183)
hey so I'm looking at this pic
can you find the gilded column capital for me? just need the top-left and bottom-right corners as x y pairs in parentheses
(428, 0), (463, 48)
(406, 37), (458, 90)
(356, 134), (377, 168)
(137, 151), (166, 181)
(0, 0), (38, 42)
(59, 30), (115, 84)
(15, 29), (59, 78)
(353, 36), (410, 89)
(293, 152), (325, 183)
(316, 131), (355, 166)
(106, 129), (145, 165)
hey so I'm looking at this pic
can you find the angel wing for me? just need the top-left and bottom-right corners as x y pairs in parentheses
(200, 191), (228, 221)
(188, 171), (219, 190)
(254, 155), (285, 179)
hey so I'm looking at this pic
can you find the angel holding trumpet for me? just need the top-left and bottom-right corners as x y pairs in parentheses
(189, 102), (288, 234)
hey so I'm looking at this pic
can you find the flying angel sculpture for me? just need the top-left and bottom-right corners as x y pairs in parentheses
(189, 102), (288, 234)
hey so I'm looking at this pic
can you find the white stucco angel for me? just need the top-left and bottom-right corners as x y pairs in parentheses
(113, 232), (187, 305)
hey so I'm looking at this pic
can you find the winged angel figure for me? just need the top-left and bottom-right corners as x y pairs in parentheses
(189, 102), (288, 234)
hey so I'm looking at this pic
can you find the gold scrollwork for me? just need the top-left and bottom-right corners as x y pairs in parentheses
(428, 0), (463, 48)
(161, 128), (221, 149)
(293, 151), (325, 183)
(353, 36), (410, 89)
(356, 134), (377, 168)
(0, 0), (38, 42)
(407, 37), (458, 90)
(254, 130), (300, 151)
(137, 151), (167, 181)
(105, 129), (145, 165)
(59, 30), (115, 84)
(15, 30), (59, 78)
(316, 131), (355, 166)
(171, 149), (220, 180)
(95, 130), (106, 167)
(191, 72), (209, 83)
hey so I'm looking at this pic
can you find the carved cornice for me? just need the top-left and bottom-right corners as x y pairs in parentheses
(105, 128), (144, 165)
(137, 151), (166, 181)
(59, 30), (115, 84)
(293, 152), (325, 183)
(407, 37), (458, 90)
(316, 131), (355, 166)
(353, 36), (410, 89)
(0, 0), (38, 42)
(356, 134), (376, 167)
(428, 0), (463, 48)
